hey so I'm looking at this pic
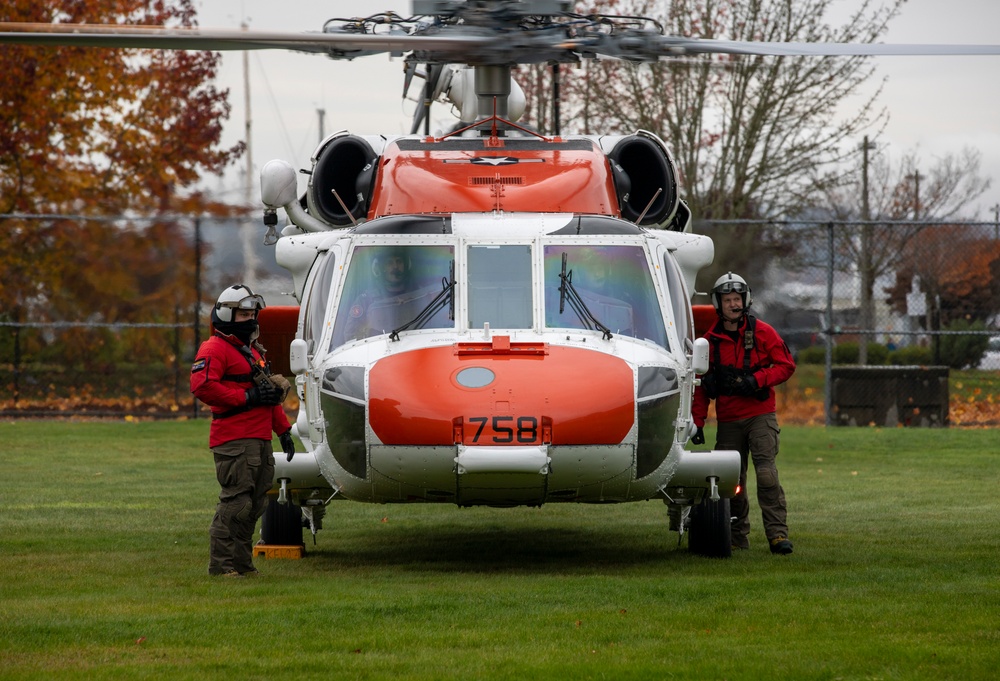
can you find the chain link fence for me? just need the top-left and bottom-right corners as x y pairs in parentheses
(696, 219), (1000, 426)
(0, 212), (288, 419)
(2, 215), (999, 424)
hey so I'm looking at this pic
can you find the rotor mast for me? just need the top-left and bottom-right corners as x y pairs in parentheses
(474, 64), (511, 121)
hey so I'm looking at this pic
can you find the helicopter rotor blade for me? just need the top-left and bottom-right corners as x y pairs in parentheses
(2, 21), (999, 63)
(0, 22), (484, 59)
(638, 36), (1000, 58)
(409, 64), (445, 135)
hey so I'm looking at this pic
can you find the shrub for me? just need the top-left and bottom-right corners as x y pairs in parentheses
(797, 345), (826, 365)
(888, 344), (934, 366)
(832, 341), (889, 365)
(939, 318), (991, 369)
(796, 342), (894, 365)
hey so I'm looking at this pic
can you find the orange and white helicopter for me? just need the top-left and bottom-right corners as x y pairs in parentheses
(4, 2), (999, 559)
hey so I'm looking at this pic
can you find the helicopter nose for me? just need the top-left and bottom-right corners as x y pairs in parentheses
(368, 340), (634, 446)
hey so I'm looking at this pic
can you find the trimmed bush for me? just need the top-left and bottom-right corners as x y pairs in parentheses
(939, 318), (991, 369)
(888, 344), (934, 366)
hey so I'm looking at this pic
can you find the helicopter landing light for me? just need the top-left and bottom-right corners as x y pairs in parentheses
(455, 367), (496, 389)
(455, 445), (551, 475)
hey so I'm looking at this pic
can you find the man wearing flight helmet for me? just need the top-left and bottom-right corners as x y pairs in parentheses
(190, 284), (295, 577)
(343, 245), (414, 341)
(691, 272), (796, 555)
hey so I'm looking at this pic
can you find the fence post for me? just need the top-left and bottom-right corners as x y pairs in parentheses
(824, 222), (834, 426)
(193, 217), (202, 419)
(12, 320), (21, 408)
(173, 306), (181, 406)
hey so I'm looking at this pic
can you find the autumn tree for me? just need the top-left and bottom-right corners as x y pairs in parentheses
(0, 0), (242, 369)
(520, 0), (901, 291)
(880, 225), (1000, 367)
(810, 144), (991, 362)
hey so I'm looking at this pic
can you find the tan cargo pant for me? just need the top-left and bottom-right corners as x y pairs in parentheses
(715, 412), (789, 548)
(208, 438), (275, 575)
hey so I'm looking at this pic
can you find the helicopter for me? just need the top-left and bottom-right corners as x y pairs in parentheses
(5, 1), (1000, 560)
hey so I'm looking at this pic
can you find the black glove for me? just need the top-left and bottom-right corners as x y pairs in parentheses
(700, 372), (718, 399)
(279, 431), (296, 462)
(735, 373), (759, 396)
(246, 381), (282, 406)
(691, 427), (705, 445)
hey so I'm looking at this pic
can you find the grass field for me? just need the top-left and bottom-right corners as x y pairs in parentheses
(2, 421), (998, 680)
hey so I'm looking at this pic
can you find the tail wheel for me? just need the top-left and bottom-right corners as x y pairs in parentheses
(260, 497), (304, 546)
(688, 495), (732, 558)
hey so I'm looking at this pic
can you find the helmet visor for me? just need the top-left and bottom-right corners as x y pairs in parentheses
(220, 294), (265, 312)
(715, 281), (748, 295)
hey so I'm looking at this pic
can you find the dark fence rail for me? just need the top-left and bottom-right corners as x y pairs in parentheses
(3, 215), (999, 423)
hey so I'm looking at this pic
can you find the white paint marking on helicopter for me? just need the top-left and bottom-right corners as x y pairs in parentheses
(442, 157), (545, 165)
(451, 212), (575, 237)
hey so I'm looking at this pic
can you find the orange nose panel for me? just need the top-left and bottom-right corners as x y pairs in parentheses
(369, 343), (634, 446)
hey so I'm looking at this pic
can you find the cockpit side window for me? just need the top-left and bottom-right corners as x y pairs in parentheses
(302, 252), (336, 354)
(662, 251), (695, 343)
(467, 245), (533, 330)
(330, 244), (455, 348)
(543, 244), (668, 349)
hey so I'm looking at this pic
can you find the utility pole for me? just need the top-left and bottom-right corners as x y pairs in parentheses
(858, 135), (877, 365)
(861, 136), (873, 223)
(907, 171), (924, 220)
(991, 203), (999, 241)
(241, 21), (259, 287)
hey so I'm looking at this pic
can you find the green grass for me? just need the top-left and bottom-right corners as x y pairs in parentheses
(2, 421), (998, 680)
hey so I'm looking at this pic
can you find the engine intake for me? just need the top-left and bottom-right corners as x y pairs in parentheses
(308, 134), (379, 226)
(608, 133), (678, 228)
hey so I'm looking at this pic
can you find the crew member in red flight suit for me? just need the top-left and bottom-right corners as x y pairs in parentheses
(691, 272), (796, 554)
(191, 284), (295, 577)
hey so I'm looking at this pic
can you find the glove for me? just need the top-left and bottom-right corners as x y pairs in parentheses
(700, 372), (718, 399)
(279, 431), (296, 462)
(270, 374), (292, 402)
(246, 381), (282, 406)
(691, 427), (705, 445)
(735, 373), (759, 396)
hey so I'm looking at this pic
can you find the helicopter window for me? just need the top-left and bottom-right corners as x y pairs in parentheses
(467, 245), (533, 330)
(330, 244), (455, 348)
(543, 245), (668, 349)
(303, 252), (337, 353)
(662, 251), (695, 343)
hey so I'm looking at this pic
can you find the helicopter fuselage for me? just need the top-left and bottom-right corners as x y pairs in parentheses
(262, 129), (740, 554)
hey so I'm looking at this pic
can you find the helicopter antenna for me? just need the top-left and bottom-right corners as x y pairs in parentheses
(634, 188), (663, 225)
(331, 189), (358, 227)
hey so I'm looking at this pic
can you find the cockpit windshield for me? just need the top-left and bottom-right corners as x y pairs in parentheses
(328, 241), (669, 350)
(543, 245), (668, 349)
(331, 244), (455, 347)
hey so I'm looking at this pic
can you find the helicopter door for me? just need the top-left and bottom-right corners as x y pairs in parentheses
(299, 250), (339, 444)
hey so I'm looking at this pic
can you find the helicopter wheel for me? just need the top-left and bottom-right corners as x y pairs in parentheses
(260, 497), (304, 546)
(687, 495), (732, 559)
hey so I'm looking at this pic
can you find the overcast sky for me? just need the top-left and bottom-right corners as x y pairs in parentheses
(194, 0), (1000, 220)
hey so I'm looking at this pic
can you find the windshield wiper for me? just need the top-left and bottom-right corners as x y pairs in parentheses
(558, 252), (613, 340)
(389, 260), (455, 341)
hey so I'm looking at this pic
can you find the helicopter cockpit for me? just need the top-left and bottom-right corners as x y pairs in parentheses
(280, 210), (714, 511)
(318, 216), (683, 353)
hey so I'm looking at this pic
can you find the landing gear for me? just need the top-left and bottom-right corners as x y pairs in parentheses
(260, 496), (304, 546)
(687, 495), (732, 558)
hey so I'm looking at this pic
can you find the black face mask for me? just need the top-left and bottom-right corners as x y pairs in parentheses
(212, 309), (259, 344)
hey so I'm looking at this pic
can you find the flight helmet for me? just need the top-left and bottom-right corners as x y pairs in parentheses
(711, 272), (752, 313)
